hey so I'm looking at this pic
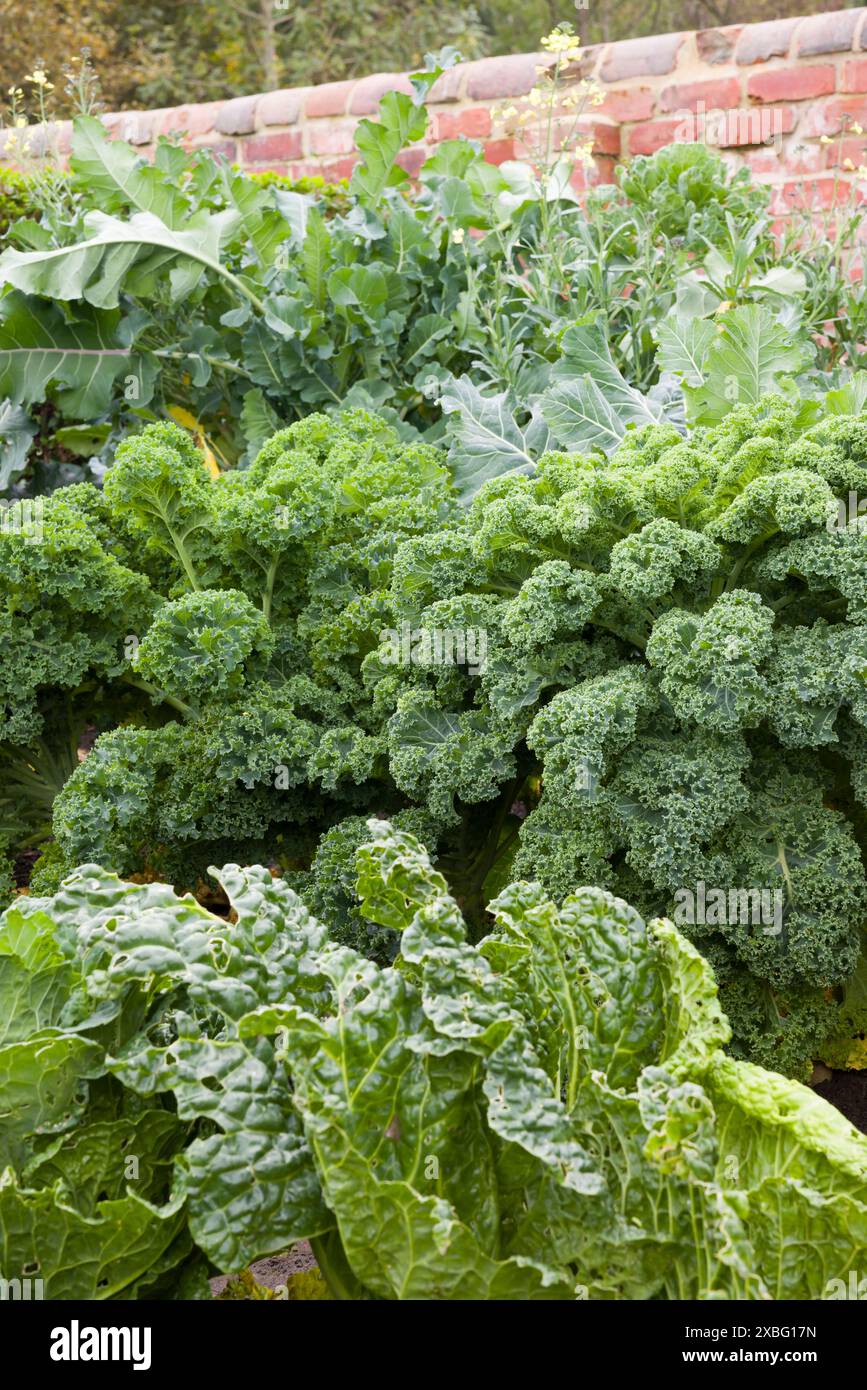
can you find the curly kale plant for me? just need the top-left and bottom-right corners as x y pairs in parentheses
(12, 397), (867, 1076)
(3, 825), (867, 1299)
(21, 413), (459, 902)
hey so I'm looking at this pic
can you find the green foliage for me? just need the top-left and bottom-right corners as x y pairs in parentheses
(0, 842), (14, 909)
(4, 13), (867, 1303)
(350, 58), (446, 206)
(103, 420), (213, 587)
(0, 106), (851, 499)
(10, 399), (867, 1077)
(126, 1), (488, 107)
(618, 143), (770, 245)
(435, 146), (830, 492)
(0, 167), (43, 241)
(0, 162), (350, 241)
(291, 807), (441, 965)
(246, 170), (351, 219)
(0, 486), (154, 745)
(3, 828), (867, 1298)
(18, 413), (455, 891)
(134, 590), (274, 702)
(656, 303), (815, 426)
(2, 98), (492, 488)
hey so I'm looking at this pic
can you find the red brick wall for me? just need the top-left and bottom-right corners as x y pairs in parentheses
(7, 9), (867, 220)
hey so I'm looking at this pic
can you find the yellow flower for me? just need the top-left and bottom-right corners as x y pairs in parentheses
(566, 46), (583, 62)
(27, 69), (49, 86)
(844, 157), (855, 170)
(852, 121), (864, 134)
(14, 116), (26, 128)
(502, 105), (518, 119)
(451, 228), (465, 245)
(540, 29), (578, 55)
(819, 135), (833, 144)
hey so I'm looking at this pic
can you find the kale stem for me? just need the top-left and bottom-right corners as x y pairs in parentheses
(165, 524), (202, 591)
(474, 780), (520, 879)
(723, 537), (765, 592)
(591, 618), (647, 651)
(155, 349), (255, 381)
(122, 675), (197, 720)
(262, 554), (280, 624)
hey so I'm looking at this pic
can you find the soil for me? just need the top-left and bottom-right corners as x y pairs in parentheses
(209, 1240), (317, 1297)
(813, 1070), (867, 1134)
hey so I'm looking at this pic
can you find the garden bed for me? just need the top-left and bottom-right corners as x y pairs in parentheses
(2, 24), (867, 1302)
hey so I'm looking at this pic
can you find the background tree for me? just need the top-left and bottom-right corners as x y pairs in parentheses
(477, 1), (862, 53)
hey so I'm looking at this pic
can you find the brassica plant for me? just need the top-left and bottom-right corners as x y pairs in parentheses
(0, 68), (841, 495)
(6, 398), (867, 1077)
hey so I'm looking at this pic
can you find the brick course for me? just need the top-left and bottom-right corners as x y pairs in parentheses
(242, 130), (304, 164)
(658, 77), (742, 113)
(747, 64), (836, 102)
(433, 107), (492, 141)
(840, 57), (867, 92)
